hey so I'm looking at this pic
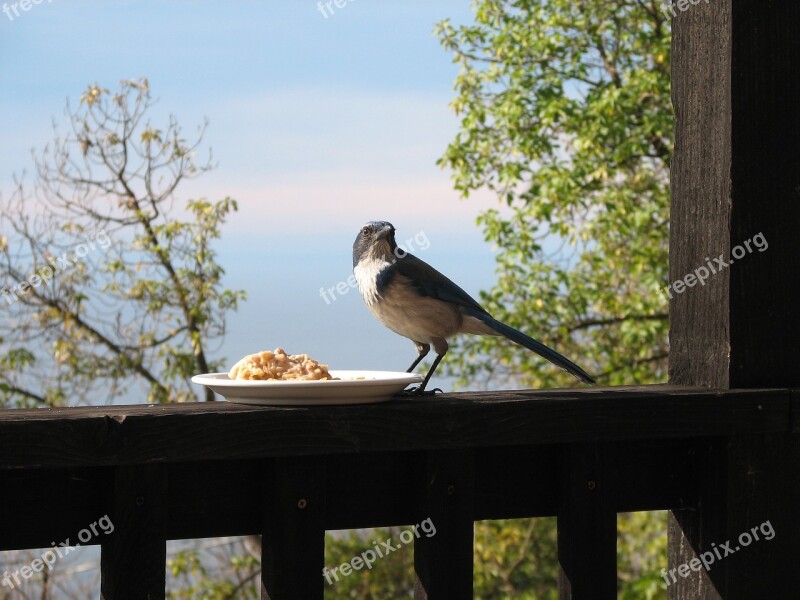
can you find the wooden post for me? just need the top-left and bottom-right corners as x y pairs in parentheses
(100, 464), (167, 600)
(261, 457), (326, 599)
(414, 450), (474, 599)
(669, 0), (800, 597)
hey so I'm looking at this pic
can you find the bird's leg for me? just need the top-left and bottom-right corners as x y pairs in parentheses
(406, 341), (430, 373)
(405, 339), (447, 395)
(415, 353), (444, 393)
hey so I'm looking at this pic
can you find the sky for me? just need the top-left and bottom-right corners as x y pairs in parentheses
(0, 0), (510, 397)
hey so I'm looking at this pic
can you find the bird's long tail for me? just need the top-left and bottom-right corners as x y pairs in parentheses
(464, 311), (595, 384)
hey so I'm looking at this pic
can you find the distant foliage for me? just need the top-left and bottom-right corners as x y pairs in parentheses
(435, 0), (672, 388)
(0, 79), (244, 405)
(618, 512), (669, 599)
(474, 518), (559, 599)
(324, 528), (414, 598)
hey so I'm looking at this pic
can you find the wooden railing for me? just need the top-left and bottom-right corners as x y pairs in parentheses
(0, 385), (794, 598)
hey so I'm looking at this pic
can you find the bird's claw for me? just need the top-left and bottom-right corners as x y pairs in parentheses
(400, 386), (443, 396)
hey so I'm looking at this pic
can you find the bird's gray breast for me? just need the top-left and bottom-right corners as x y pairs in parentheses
(354, 259), (462, 343)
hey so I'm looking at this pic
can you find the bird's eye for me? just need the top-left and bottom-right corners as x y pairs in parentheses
(361, 226), (370, 236)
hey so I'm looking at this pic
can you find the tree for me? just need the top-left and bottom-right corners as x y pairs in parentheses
(167, 538), (261, 599)
(0, 78), (244, 405)
(474, 518), (559, 599)
(323, 528), (415, 599)
(435, 0), (671, 388)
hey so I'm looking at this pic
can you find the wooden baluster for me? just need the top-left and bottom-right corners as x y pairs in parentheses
(414, 449), (475, 599)
(261, 456), (326, 599)
(101, 464), (167, 599)
(558, 443), (616, 600)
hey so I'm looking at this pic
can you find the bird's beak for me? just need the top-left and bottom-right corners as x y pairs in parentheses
(376, 224), (393, 239)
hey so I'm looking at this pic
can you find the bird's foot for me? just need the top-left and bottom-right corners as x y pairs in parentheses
(400, 386), (443, 397)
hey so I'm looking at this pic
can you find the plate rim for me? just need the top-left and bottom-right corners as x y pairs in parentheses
(191, 369), (423, 405)
(191, 370), (424, 388)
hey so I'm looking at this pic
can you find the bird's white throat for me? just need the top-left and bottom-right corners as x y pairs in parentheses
(353, 255), (394, 307)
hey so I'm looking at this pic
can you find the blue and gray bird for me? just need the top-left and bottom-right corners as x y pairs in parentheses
(352, 221), (595, 393)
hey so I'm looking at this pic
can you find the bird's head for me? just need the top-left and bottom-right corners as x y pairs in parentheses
(352, 221), (398, 267)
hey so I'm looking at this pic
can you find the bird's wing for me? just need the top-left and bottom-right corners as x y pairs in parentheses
(391, 253), (490, 316)
(389, 253), (595, 384)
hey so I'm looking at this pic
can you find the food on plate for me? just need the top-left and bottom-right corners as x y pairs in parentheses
(228, 348), (333, 381)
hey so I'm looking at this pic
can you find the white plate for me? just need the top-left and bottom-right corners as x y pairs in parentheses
(191, 370), (424, 405)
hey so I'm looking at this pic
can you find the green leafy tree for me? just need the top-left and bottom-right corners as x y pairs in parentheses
(167, 541), (261, 599)
(474, 518), (558, 599)
(324, 528), (414, 599)
(435, 0), (671, 388)
(0, 78), (244, 405)
(618, 511), (669, 600)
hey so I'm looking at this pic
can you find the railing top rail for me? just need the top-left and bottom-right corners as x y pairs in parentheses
(0, 385), (791, 470)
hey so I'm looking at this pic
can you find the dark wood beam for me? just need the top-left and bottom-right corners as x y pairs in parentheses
(261, 457), (326, 599)
(0, 439), (705, 552)
(100, 464), (167, 600)
(557, 444), (616, 600)
(414, 450), (475, 599)
(669, 0), (800, 596)
(0, 386), (789, 470)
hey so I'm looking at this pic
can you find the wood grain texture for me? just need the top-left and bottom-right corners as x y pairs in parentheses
(0, 386), (790, 470)
(557, 444), (616, 600)
(414, 450), (475, 599)
(261, 457), (326, 600)
(667, 440), (728, 600)
(0, 467), (107, 550)
(0, 440), (706, 551)
(670, 0), (800, 386)
(728, 0), (800, 389)
(669, 1), (800, 597)
(100, 464), (167, 600)
(669, 0), (732, 388)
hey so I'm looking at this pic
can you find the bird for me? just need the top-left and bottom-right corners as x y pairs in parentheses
(352, 221), (595, 394)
